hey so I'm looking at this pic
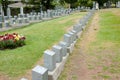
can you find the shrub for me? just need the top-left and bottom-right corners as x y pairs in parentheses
(0, 33), (26, 50)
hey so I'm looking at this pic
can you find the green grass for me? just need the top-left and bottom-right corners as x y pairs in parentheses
(90, 9), (120, 78)
(97, 11), (120, 42)
(0, 12), (86, 78)
(98, 74), (111, 79)
(58, 9), (120, 80)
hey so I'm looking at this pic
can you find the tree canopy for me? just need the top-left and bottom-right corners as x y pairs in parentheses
(0, 0), (120, 15)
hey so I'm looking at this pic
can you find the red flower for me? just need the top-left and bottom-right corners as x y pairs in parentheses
(0, 33), (26, 42)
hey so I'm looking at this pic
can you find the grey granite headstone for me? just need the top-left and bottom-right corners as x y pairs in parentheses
(63, 34), (71, 47)
(34, 15), (37, 20)
(33, 15), (36, 21)
(0, 15), (3, 22)
(17, 18), (23, 24)
(73, 24), (79, 33)
(4, 21), (10, 27)
(10, 18), (16, 25)
(68, 31), (74, 43)
(4, 16), (9, 20)
(50, 11), (53, 18)
(18, 14), (23, 18)
(28, 16), (32, 21)
(7, 7), (11, 18)
(24, 18), (29, 23)
(52, 45), (62, 63)
(20, 7), (24, 15)
(39, 15), (42, 20)
(71, 30), (77, 40)
(0, 22), (2, 28)
(58, 41), (67, 56)
(118, 1), (120, 8)
(36, 15), (41, 20)
(32, 65), (48, 80)
(44, 50), (56, 71)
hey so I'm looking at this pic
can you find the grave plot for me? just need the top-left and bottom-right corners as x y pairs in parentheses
(0, 12), (87, 80)
(59, 8), (120, 80)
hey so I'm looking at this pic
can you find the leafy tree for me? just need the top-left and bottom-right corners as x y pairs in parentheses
(92, 0), (109, 7)
(110, 0), (120, 7)
(63, 0), (78, 8)
(1, 0), (9, 16)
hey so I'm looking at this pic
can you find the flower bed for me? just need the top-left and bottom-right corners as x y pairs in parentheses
(0, 33), (26, 50)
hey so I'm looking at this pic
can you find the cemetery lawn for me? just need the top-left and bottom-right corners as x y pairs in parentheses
(59, 8), (120, 80)
(0, 12), (86, 79)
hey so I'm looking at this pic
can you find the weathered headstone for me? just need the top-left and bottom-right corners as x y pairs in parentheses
(24, 18), (29, 23)
(32, 65), (48, 80)
(0, 22), (2, 28)
(93, 1), (96, 9)
(4, 21), (10, 27)
(52, 45), (62, 63)
(17, 18), (23, 24)
(68, 31), (74, 43)
(118, 1), (120, 8)
(0, 15), (3, 22)
(28, 15), (32, 21)
(63, 34), (71, 47)
(10, 18), (16, 25)
(96, 2), (99, 10)
(4, 16), (9, 20)
(7, 7), (11, 18)
(71, 30), (77, 41)
(20, 7), (24, 15)
(44, 50), (56, 71)
(58, 41), (67, 56)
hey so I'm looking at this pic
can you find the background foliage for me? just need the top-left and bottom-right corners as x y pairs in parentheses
(0, 0), (119, 15)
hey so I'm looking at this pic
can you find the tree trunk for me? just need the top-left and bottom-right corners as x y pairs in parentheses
(46, 0), (50, 9)
(2, 0), (8, 16)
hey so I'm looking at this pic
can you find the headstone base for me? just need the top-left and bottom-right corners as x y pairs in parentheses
(48, 53), (69, 80)
(67, 41), (76, 53)
(77, 31), (83, 38)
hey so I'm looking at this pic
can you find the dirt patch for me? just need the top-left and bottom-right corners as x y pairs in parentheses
(111, 8), (120, 16)
(59, 9), (120, 80)
(0, 74), (9, 80)
(17, 57), (44, 80)
(71, 12), (100, 80)
(101, 8), (120, 16)
(58, 11), (100, 80)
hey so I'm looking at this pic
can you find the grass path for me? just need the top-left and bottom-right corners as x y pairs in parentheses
(59, 8), (120, 80)
(0, 12), (86, 80)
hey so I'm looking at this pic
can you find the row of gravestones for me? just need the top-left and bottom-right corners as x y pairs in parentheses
(116, 1), (120, 8)
(25, 9), (95, 80)
(0, 8), (83, 31)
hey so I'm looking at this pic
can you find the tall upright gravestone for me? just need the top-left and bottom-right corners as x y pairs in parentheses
(0, 4), (3, 22)
(118, 1), (120, 8)
(93, 1), (96, 9)
(0, 4), (4, 28)
(7, 7), (11, 18)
